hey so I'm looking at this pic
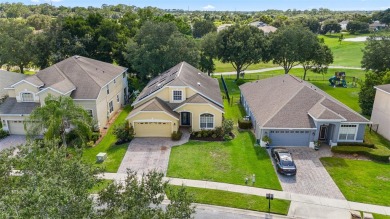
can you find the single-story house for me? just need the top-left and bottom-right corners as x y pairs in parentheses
(127, 62), (224, 137)
(239, 75), (370, 147)
(0, 56), (128, 135)
(0, 70), (27, 102)
(369, 21), (387, 31)
(371, 84), (390, 140)
(258, 25), (277, 35)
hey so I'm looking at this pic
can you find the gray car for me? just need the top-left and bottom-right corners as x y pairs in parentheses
(271, 148), (297, 176)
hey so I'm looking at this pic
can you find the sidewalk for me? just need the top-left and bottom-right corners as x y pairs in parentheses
(100, 172), (390, 218)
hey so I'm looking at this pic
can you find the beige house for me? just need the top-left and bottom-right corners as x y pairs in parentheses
(0, 56), (128, 135)
(127, 62), (224, 137)
(371, 84), (390, 140)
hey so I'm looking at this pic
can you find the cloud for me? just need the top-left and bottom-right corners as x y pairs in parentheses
(203, 4), (215, 10)
(31, 0), (40, 2)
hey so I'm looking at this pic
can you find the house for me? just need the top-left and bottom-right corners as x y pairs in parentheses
(371, 84), (390, 140)
(0, 70), (27, 102)
(127, 62), (224, 137)
(249, 21), (267, 27)
(217, 24), (233, 32)
(369, 21), (387, 31)
(0, 56), (128, 135)
(258, 26), (277, 35)
(339, 20), (349, 31)
(239, 75), (370, 147)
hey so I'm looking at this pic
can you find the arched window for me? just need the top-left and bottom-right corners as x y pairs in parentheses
(20, 92), (34, 102)
(200, 113), (214, 129)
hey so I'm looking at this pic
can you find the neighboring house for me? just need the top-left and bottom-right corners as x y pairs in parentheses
(0, 70), (27, 102)
(249, 21), (267, 27)
(217, 24), (233, 32)
(371, 84), (390, 140)
(258, 26), (277, 35)
(0, 56), (128, 135)
(127, 62), (224, 137)
(369, 21), (387, 31)
(339, 20), (349, 31)
(239, 75), (369, 147)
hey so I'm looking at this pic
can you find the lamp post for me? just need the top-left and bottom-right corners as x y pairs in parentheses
(266, 193), (274, 213)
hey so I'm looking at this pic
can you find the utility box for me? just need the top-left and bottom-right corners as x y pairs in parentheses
(96, 152), (107, 163)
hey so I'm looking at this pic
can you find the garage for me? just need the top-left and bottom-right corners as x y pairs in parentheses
(269, 130), (311, 146)
(133, 121), (172, 137)
(7, 120), (26, 135)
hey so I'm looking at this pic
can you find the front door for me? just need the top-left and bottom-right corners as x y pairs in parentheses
(181, 112), (191, 126)
(319, 125), (328, 140)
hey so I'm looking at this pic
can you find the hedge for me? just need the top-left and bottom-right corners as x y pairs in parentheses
(0, 129), (9, 140)
(337, 142), (375, 148)
(238, 119), (252, 129)
(331, 146), (390, 163)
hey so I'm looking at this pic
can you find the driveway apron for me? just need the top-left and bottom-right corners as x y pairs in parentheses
(0, 135), (26, 151)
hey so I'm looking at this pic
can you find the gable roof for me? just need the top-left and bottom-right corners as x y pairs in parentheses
(240, 74), (369, 129)
(133, 62), (223, 108)
(375, 84), (390, 94)
(20, 56), (127, 99)
(173, 93), (224, 112)
(126, 97), (179, 120)
(0, 70), (27, 98)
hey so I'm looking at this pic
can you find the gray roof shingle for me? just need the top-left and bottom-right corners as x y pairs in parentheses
(0, 70), (27, 98)
(0, 98), (39, 115)
(376, 84), (390, 93)
(127, 97), (179, 120)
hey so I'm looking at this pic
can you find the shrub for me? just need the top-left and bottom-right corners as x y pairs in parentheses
(201, 130), (210, 138)
(171, 131), (182, 141)
(222, 119), (234, 135)
(86, 141), (95, 148)
(262, 135), (272, 145)
(113, 122), (134, 143)
(211, 134), (217, 139)
(238, 119), (252, 129)
(196, 133), (202, 138)
(214, 127), (224, 137)
(91, 132), (100, 143)
(0, 129), (9, 139)
(337, 142), (375, 148)
(331, 146), (390, 163)
(223, 134), (232, 141)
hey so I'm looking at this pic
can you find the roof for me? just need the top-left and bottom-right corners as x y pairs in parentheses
(375, 84), (390, 94)
(0, 70), (27, 98)
(0, 98), (39, 115)
(258, 26), (277, 33)
(133, 62), (223, 108)
(239, 75), (369, 129)
(174, 93), (224, 111)
(127, 97), (179, 120)
(20, 56), (127, 99)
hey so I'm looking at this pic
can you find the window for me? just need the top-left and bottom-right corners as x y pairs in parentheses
(280, 131), (284, 133)
(339, 124), (357, 141)
(173, 90), (182, 101)
(200, 113), (214, 129)
(21, 92), (34, 102)
(86, 110), (93, 117)
(270, 131), (274, 133)
(114, 79), (116, 84)
(108, 101), (114, 113)
(107, 85), (110, 95)
(117, 94), (120, 103)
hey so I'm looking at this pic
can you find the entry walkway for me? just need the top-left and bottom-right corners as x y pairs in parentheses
(100, 173), (390, 218)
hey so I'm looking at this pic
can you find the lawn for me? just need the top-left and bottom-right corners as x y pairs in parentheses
(321, 157), (390, 206)
(214, 59), (276, 73)
(374, 214), (390, 219)
(168, 186), (290, 215)
(82, 105), (132, 173)
(89, 179), (113, 194)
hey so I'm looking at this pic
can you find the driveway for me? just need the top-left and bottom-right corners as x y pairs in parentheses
(118, 131), (190, 175)
(270, 146), (346, 200)
(0, 135), (26, 151)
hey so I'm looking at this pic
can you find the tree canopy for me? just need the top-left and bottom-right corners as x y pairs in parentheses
(346, 21), (369, 34)
(321, 20), (341, 34)
(192, 20), (217, 38)
(199, 32), (218, 75)
(361, 35), (390, 73)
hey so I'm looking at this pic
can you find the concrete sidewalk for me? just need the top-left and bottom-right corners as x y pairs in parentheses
(100, 173), (390, 218)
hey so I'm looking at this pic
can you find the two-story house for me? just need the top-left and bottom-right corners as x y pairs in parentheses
(371, 84), (390, 140)
(127, 62), (224, 137)
(0, 56), (128, 135)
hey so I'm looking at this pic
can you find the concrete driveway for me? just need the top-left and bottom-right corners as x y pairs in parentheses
(270, 146), (346, 200)
(118, 132), (190, 175)
(0, 135), (26, 151)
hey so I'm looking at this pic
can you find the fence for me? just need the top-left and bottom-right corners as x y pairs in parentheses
(220, 75), (230, 103)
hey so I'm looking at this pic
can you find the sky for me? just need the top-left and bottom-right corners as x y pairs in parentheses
(6, 0), (390, 11)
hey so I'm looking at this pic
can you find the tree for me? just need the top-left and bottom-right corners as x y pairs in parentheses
(362, 35), (390, 73)
(0, 140), (99, 218)
(301, 40), (333, 80)
(192, 20), (217, 38)
(199, 32), (218, 75)
(270, 25), (318, 74)
(26, 14), (52, 30)
(346, 21), (369, 34)
(321, 20), (341, 35)
(96, 170), (195, 218)
(124, 21), (200, 81)
(259, 15), (273, 24)
(359, 72), (385, 116)
(373, 8), (390, 25)
(26, 95), (93, 148)
(216, 25), (269, 80)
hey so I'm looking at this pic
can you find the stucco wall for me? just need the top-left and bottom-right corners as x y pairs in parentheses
(13, 82), (39, 102)
(127, 111), (179, 134)
(1, 115), (27, 132)
(356, 124), (366, 141)
(371, 89), (390, 140)
(176, 104), (223, 131)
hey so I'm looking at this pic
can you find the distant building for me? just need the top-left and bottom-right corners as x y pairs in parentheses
(249, 21), (267, 27)
(339, 20), (349, 31)
(217, 24), (233, 32)
(369, 21), (387, 31)
(258, 26), (277, 35)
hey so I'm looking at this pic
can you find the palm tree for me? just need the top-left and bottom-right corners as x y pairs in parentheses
(25, 95), (93, 148)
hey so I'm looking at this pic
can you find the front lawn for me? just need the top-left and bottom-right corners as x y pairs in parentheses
(321, 157), (390, 206)
(168, 186), (290, 215)
(167, 130), (282, 190)
(82, 105), (132, 173)
(89, 179), (113, 194)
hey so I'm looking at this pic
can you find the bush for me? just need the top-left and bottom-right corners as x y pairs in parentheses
(223, 134), (232, 141)
(222, 119), (234, 135)
(171, 131), (182, 141)
(91, 132), (100, 143)
(238, 119), (252, 129)
(211, 134), (217, 139)
(331, 146), (390, 162)
(86, 141), (95, 148)
(113, 122), (134, 144)
(337, 142), (375, 148)
(0, 129), (9, 139)
(214, 127), (224, 137)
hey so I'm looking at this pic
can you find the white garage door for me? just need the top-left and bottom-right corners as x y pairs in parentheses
(134, 122), (172, 137)
(8, 120), (26, 135)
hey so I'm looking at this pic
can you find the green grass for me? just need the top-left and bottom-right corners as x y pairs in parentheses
(374, 213), (390, 219)
(168, 186), (290, 215)
(89, 179), (113, 194)
(321, 157), (390, 206)
(214, 60), (276, 73)
(82, 105), (132, 173)
(365, 129), (390, 151)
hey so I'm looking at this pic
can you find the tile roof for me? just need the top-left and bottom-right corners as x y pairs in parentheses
(0, 70), (27, 98)
(376, 84), (390, 94)
(133, 62), (223, 108)
(127, 97), (179, 120)
(25, 56), (127, 99)
(0, 98), (39, 115)
(239, 74), (369, 129)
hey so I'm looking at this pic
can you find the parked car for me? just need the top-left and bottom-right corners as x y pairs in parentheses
(271, 147), (297, 176)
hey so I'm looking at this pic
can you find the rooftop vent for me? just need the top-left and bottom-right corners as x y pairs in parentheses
(197, 82), (201, 86)
(75, 55), (80, 59)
